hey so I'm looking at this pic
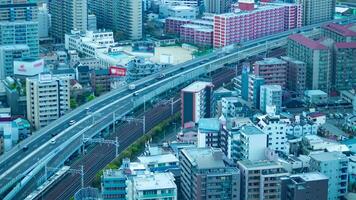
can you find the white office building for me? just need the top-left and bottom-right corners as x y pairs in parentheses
(236, 125), (267, 161)
(260, 84), (282, 114)
(126, 172), (177, 200)
(26, 74), (70, 130)
(257, 114), (289, 154)
(160, 5), (198, 19)
(65, 30), (116, 58)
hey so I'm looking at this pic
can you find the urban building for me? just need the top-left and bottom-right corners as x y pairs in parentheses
(287, 34), (332, 92)
(113, 0), (142, 40)
(304, 90), (328, 105)
(298, 0), (336, 25)
(220, 97), (251, 118)
(204, 0), (231, 14)
(180, 24), (213, 47)
(257, 114), (289, 153)
(0, 45), (30, 79)
(126, 172), (177, 200)
(0, 21), (39, 59)
(137, 153), (179, 172)
(181, 81), (214, 127)
(38, 4), (50, 39)
(180, 147), (240, 200)
(309, 151), (348, 200)
(88, 0), (113, 30)
(165, 17), (191, 35)
(260, 85), (283, 115)
(102, 169), (128, 200)
(236, 125), (267, 161)
(160, 5), (197, 19)
(26, 74), (70, 129)
(213, 2), (302, 47)
(87, 14), (97, 31)
(321, 23), (356, 42)
(197, 118), (221, 149)
(333, 42), (356, 91)
(238, 160), (289, 200)
(90, 69), (111, 94)
(280, 172), (328, 200)
(253, 58), (287, 88)
(0, 0), (38, 21)
(101, 159), (147, 200)
(281, 56), (306, 94)
(49, 0), (88, 42)
(65, 30), (116, 58)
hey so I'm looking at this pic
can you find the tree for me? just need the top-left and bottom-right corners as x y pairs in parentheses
(86, 94), (96, 102)
(70, 98), (78, 109)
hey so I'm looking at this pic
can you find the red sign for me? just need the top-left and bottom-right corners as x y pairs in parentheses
(109, 66), (127, 76)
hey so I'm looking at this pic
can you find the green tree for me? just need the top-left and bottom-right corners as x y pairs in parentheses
(86, 94), (96, 102)
(70, 98), (78, 109)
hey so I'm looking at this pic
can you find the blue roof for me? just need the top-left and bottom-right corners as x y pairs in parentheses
(198, 118), (220, 132)
(341, 138), (356, 145)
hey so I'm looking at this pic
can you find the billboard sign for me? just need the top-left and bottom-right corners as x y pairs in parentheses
(109, 66), (127, 76)
(14, 59), (44, 76)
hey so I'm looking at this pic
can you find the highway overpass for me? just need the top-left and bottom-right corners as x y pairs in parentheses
(0, 17), (354, 199)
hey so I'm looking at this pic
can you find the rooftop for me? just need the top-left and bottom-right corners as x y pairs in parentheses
(137, 153), (179, 165)
(309, 151), (347, 162)
(304, 90), (327, 96)
(182, 81), (213, 93)
(240, 125), (265, 135)
(288, 34), (328, 50)
(323, 23), (356, 37)
(335, 42), (356, 49)
(291, 172), (328, 182)
(182, 147), (226, 169)
(133, 172), (176, 191)
(198, 118), (220, 132)
(238, 160), (282, 170)
(280, 56), (306, 65)
(254, 57), (287, 65)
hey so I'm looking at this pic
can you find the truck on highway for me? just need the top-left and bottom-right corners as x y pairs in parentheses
(128, 84), (136, 90)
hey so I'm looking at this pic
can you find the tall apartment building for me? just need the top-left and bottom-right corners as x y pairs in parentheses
(197, 118), (221, 148)
(204, 0), (231, 14)
(281, 172), (329, 200)
(126, 172), (177, 200)
(334, 43), (356, 91)
(49, 0), (88, 42)
(257, 114), (289, 153)
(309, 152), (348, 200)
(0, 21), (39, 61)
(253, 58), (288, 89)
(287, 34), (332, 92)
(281, 56), (306, 95)
(236, 125), (267, 161)
(321, 23), (356, 42)
(297, 0), (336, 25)
(238, 160), (289, 200)
(0, 45), (30, 79)
(0, 0), (39, 64)
(180, 147), (240, 200)
(26, 74), (70, 129)
(181, 81), (214, 127)
(102, 169), (128, 200)
(38, 4), (50, 39)
(260, 85), (283, 115)
(88, 0), (113, 29)
(213, 2), (302, 47)
(113, 0), (143, 40)
(0, 0), (38, 21)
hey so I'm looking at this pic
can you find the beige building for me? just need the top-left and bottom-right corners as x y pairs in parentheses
(26, 74), (70, 130)
(113, 0), (143, 40)
(238, 160), (289, 200)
